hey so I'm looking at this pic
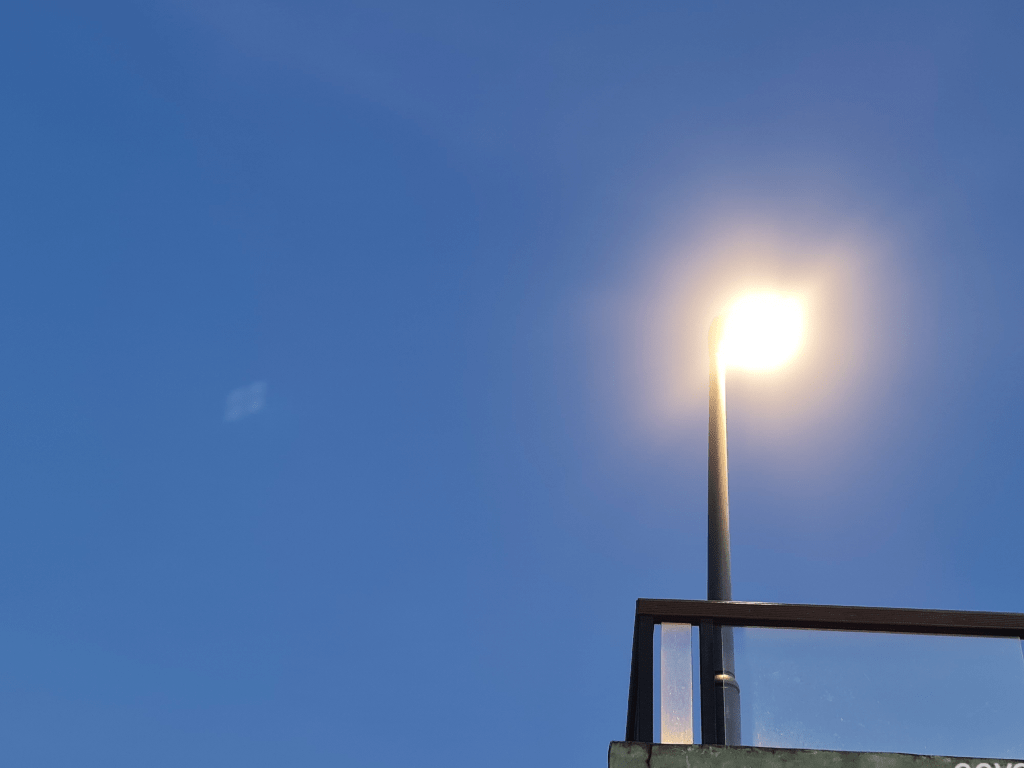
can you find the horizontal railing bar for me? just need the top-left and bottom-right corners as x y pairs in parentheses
(638, 599), (1024, 637)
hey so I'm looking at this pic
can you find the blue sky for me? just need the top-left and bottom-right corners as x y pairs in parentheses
(2, 2), (1024, 765)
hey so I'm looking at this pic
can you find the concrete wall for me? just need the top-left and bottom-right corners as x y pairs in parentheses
(609, 743), (1024, 768)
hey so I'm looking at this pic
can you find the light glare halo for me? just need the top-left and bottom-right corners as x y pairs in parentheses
(719, 292), (805, 371)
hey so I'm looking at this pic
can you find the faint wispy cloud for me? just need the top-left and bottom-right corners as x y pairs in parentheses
(159, 0), (563, 159)
(224, 381), (267, 422)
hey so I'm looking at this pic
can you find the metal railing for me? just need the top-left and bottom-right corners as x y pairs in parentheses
(625, 599), (1024, 746)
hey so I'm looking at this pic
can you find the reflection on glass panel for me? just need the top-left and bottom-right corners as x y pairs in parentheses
(661, 623), (693, 744)
(731, 628), (1024, 757)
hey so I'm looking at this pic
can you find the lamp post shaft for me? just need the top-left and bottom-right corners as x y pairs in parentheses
(708, 318), (732, 603)
(706, 317), (741, 746)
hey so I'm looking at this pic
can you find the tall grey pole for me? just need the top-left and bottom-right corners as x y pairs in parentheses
(708, 317), (732, 603)
(707, 317), (741, 745)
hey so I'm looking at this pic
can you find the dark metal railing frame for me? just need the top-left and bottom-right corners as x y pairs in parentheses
(625, 598), (1024, 745)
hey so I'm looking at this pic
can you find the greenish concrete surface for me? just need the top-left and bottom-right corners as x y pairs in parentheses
(609, 743), (1024, 768)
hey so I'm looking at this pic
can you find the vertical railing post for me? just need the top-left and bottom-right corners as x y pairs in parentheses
(625, 615), (640, 740)
(699, 619), (719, 744)
(625, 613), (655, 742)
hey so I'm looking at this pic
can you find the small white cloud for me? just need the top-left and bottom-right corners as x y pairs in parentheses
(225, 381), (267, 421)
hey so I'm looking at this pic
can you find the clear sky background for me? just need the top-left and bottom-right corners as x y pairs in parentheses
(2, 2), (1024, 766)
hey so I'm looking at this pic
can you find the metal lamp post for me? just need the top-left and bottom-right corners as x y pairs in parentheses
(703, 292), (804, 745)
(707, 316), (741, 745)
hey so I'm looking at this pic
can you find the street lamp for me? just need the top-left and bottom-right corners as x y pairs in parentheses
(706, 292), (804, 745)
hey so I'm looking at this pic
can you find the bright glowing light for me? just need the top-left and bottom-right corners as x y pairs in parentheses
(719, 292), (805, 371)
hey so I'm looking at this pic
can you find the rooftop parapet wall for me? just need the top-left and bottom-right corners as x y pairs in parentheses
(609, 743), (1024, 768)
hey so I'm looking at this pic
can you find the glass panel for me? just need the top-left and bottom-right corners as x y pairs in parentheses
(660, 622), (693, 744)
(729, 627), (1024, 757)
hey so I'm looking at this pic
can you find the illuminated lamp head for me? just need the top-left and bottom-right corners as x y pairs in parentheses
(717, 292), (805, 371)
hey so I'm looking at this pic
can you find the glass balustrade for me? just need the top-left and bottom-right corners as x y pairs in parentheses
(653, 623), (1024, 756)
